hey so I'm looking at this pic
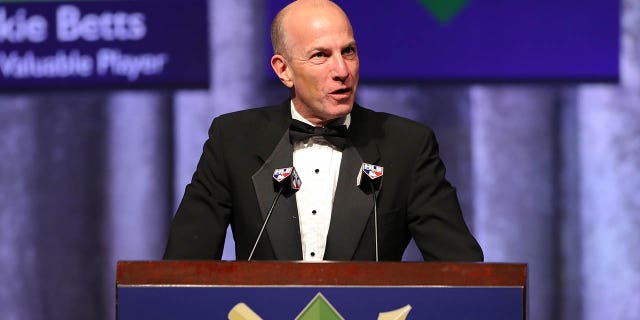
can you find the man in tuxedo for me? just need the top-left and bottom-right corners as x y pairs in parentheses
(163, 0), (483, 261)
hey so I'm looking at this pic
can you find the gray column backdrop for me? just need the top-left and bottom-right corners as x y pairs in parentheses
(0, 0), (638, 319)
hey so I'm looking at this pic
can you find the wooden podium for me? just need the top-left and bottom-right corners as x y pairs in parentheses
(117, 261), (527, 319)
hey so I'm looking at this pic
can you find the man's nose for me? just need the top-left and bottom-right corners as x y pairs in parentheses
(331, 55), (349, 82)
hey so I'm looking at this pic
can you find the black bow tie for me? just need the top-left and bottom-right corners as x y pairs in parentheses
(289, 119), (348, 149)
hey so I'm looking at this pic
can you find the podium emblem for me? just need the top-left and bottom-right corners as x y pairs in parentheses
(227, 292), (411, 320)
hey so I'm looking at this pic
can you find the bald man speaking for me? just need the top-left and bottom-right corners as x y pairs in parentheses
(163, 0), (483, 262)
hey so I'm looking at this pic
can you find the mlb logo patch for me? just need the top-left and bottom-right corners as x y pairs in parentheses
(363, 163), (383, 180)
(290, 168), (302, 190)
(273, 168), (293, 182)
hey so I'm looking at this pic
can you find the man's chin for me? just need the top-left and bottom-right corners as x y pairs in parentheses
(326, 103), (353, 118)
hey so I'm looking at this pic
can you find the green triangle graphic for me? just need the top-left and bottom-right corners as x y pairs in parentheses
(295, 293), (344, 320)
(418, 0), (470, 24)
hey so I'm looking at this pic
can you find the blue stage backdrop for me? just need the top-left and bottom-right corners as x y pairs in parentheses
(0, 0), (209, 89)
(267, 0), (620, 82)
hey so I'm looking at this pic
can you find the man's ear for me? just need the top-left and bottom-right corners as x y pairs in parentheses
(271, 54), (294, 88)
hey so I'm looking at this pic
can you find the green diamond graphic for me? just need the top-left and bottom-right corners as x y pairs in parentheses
(418, 0), (470, 24)
(295, 293), (344, 320)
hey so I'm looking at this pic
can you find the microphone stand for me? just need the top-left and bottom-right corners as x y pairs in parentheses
(248, 183), (285, 261)
(370, 179), (379, 262)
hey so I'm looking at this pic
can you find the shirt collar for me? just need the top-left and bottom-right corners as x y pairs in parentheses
(290, 100), (351, 128)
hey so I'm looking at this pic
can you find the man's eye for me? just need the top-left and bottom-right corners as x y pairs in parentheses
(312, 52), (326, 58)
(343, 47), (356, 55)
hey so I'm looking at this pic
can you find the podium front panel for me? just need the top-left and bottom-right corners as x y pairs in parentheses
(116, 261), (527, 319)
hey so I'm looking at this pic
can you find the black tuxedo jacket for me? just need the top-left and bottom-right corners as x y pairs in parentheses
(163, 101), (483, 261)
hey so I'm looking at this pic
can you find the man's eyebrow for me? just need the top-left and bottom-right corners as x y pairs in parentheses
(306, 41), (357, 54)
(344, 40), (357, 48)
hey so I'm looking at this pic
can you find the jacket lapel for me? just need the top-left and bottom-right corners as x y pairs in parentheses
(324, 105), (381, 260)
(250, 105), (303, 260)
(250, 103), (380, 261)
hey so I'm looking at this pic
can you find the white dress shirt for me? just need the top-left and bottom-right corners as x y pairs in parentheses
(291, 102), (350, 261)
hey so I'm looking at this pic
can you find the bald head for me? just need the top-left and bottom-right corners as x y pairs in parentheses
(271, 0), (352, 58)
(269, 0), (359, 125)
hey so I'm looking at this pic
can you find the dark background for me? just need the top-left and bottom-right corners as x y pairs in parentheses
(1, 1), (639, 320)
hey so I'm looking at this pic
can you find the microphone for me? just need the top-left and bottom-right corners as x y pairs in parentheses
(248, 167), (301, 261)
(357, 163), (384, 261)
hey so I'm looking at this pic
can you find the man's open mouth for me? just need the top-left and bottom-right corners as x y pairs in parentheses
(331, 88), (351, 95)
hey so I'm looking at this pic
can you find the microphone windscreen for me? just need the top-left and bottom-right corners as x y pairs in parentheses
(357, 163), (383, 191)
(272, 167), (302, 191)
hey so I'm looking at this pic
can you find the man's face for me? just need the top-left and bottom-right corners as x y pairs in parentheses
(273, 6), (359, 125)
